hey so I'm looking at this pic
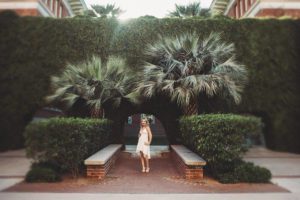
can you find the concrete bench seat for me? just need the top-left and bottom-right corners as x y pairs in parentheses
(84, 144), (122, 179)
(170, 145), (206, 179)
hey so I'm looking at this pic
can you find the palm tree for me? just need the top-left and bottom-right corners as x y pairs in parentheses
(169, 2), (210, 18)
(136, 32), (248, 116)
(46, 56), (138, 118)
(91, 4), (123, 18)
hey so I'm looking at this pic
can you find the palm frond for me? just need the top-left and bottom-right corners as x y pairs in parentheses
(137, 32), (248, 110)
(46, 56), (138, 115)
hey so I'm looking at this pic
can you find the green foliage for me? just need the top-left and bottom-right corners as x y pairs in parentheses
(113, 17), (300, 152)
(24, 117), (113, 177)
(217, 161), (271, 183)
(46, 56), (138, 117)
(136, 32), (247, 114)
(25, 163), (61, 182)
(92, 4), (124, 18)
(0, 11), (300, 153)
(179, 114), (269, 183)
(0, 12), (118, 150)
(168, 2), (210, 18)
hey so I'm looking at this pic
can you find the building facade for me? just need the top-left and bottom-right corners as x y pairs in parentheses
(0, 0), (87, 17)
(210, 0), (300, 18)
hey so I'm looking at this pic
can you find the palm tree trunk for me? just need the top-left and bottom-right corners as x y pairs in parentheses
(91, 107), (105, 118)
(183, 98), (199, 116)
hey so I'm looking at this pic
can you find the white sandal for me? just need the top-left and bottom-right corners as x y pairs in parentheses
(145, 167), (150, 173)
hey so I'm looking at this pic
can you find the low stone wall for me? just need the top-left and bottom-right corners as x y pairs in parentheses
(171, 148), (204, 179)
(86, 148), (121, 179)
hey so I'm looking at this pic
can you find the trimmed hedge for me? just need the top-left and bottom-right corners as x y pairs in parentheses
(113, 17), (300, 153)
(179, 114), (271, 183)
(0, 11), (118, 150)
(217, 161), (271, 183)
(1, 11), (300, 153)
(25, 163), (61, 183)
(24, 117), (113, 177)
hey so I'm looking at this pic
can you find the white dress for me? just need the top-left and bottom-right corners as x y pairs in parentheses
(136, 127), (151, 159)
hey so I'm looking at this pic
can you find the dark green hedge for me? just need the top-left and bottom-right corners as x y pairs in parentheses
(24, 117), (113, 177)
(113, 17), (300, 153)
(0, 11), (118, 150)
(217, 161), (271, 183)
(1, 11), (300, 152)
(25, 163), (61, 183)
(179, 114), (271, 183)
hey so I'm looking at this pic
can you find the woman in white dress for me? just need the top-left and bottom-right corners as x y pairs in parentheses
(136, 118), (152, 173)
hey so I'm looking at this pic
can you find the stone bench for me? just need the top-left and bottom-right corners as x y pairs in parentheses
(170, 145), (206, 179)
(84, 144), (122, 179)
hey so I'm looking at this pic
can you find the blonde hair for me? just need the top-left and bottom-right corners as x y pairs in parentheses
(140, 118), (149, 127)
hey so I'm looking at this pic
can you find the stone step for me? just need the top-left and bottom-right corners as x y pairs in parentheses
(123, 145), (170, 158)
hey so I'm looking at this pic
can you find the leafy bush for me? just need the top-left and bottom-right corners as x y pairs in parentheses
(0, 11), (118, 151)
(113, 17), (300, 153)
(25, 163), (61, 183)
(1, 11), (300, 153)
(179, 114), (271, 183)
(24, 117), (113, 177)
(217, 161), (271, 183)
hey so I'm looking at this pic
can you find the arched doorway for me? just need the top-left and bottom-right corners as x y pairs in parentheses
(123, 113), (169, 145)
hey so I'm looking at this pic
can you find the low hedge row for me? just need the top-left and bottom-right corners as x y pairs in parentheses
(25, 162), (61, 183)
(24, 117), (113, 178)
(179, 114), (271, 183)
(217, 161), (271, 183)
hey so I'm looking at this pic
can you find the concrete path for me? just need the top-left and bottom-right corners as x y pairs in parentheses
(0, 192), (300, 200)
(243, 146), (300, 197)
(244, 146), (300, 177)
(0, 149), (31, 191)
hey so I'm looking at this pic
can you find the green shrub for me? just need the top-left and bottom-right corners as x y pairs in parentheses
(179, 114), (262, 172)
(217, 161), (271, 183)
(25, 164), (61, 183)
(179, 114), (271, 183)
(0, 11), (118, 151)
(24, 117), (113, 177)
(113, 17), (300, 153)
(1, 11), (300, 153)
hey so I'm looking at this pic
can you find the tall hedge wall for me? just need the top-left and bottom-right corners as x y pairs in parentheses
(0, 11), (299, 152)
(112, 17), (300, 152)
(0, 11), (118, 150)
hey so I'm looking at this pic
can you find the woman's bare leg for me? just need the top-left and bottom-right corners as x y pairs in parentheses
(144, 155), (149, 171)
(139, 151), (145, 171)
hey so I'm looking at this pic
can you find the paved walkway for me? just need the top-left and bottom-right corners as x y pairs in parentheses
(0, 149), (31, 191)
(0, 146), (300, 199)
(1, 193), (300, 200)
(5, 151), (285, 193)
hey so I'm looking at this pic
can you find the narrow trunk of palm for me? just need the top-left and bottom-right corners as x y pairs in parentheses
(183, 98), (199, 116)
(91, 107), (105, 118)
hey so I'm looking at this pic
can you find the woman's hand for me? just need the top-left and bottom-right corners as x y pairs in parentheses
(144, 141), (150, 145)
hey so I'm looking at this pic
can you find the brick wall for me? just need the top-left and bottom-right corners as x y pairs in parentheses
(86, 149), (121, 179)
(171, 149), (204, 179)
(256, 8), (300, 18)
(0, 9), (40, 16)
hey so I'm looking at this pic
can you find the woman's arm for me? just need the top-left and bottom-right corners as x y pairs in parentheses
(145, 126), (153, 145)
